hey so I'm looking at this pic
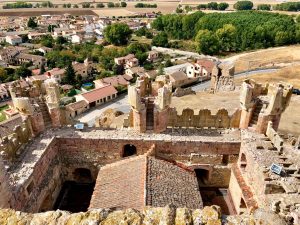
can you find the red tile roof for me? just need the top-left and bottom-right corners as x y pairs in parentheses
(94, 75), (129, 88)
(196, 59), (215, 73)
(80, 85), (117, 103)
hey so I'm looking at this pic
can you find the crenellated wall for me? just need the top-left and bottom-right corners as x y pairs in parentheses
(167, 108), (241, 129)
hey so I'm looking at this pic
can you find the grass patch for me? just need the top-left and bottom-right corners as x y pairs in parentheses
(0, 105), (9, 122)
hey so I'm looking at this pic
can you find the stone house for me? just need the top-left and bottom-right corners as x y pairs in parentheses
(114, 54), (138, 68)
(72, 59), (94, 79)
(44, 68), (66, 83)
(168, 71), (189, 88)
(93, 75), (129, 89)
(66, 100), (89, 118)
(5, 35), (22, 45)
(125, 67), (145, 78)
(186, 59), (215, 80)
(0, 84), (9, 101)
(75, 84), (118, 108)
(147, 50), (159, 62)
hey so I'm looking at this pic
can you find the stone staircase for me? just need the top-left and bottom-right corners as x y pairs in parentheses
(146, 99), (154, 131)
(36, 98), (52, 128)
(249, 100), (263, 128)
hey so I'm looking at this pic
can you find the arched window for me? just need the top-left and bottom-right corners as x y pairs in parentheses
(122, 144), (137, 157)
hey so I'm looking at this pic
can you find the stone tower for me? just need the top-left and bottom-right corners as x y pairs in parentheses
(210, 61), (235, 93)
(239, 79), (292, 133)
(44, 79), (63, 127)
(127, 76), (172, 133)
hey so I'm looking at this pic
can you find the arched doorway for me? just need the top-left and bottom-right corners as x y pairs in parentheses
(73, 168), (93, 183)
(122, 144), (137, 157)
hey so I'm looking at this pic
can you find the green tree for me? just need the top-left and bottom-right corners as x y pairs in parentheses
(73, 4), (79, 8)
(127, 42), (150, 54)
(107, 2), (115, 8)
(176, 7), (183, 13)
(62, 64), (76, 85)
(121, 2), (127, 7)
(40, 35), (54, 48)
(207, 2), (218, 10)
(135, 51), (148, 65)
(97, 3), (105, 8)
(104, 23), (132, 45)
(165, 59), (173, 67)
(218, 2), (229, 10)
(27, 17), (37, 29)
(15, 66), (32, 78)
(215, 24), (237, 52)
(257, 4), (271, 11)
(233, 1), (253, 10)
(0, 68), (8, 82)
(48, 24), (57, 32)
(151, 32), (169, 47)
(56, 36), (67, 45)
(275, 31), (291, 45)
(195, 29), (219, 55)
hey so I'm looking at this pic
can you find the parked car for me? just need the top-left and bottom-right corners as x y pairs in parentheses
(292, 88), (300, 95)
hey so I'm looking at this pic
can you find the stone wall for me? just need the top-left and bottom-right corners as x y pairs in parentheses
(167, 108), (241, 129)
(0, 205), (225, 225)
(266, 121), (283, 152)
(0, 117), (33, 161)
(12, 138), (63, 213)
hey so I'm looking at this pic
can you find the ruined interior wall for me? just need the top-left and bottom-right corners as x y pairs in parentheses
(266, 122), (283, 152)
(228, 169), (244, 214)
(0, 158), (13, 209)
(5, 136), (241, 213)
(167, 108), (241, 129)
(12, 139), (63, 213)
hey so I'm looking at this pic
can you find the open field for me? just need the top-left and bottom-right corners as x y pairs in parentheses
(224, 45), (300, 73)
(171, 87), (300, 136)
(0, 1), (178, 16)
(235, 64), (300, 89)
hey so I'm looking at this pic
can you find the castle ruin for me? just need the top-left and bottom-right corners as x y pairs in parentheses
(0, 76), (299, 225)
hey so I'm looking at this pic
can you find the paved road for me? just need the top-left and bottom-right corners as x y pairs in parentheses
(76, 68), (279, 125)
(76, 94), (130, 126)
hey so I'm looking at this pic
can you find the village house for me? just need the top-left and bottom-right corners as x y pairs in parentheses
(168, 71), (189, 88)
(66, 100), (89, 118)
(93, 75), (129, 89)
(5, 35), (22, 45)
(15, 53), (45, 67)
(71, 34), (82, 44)
(37, 46), (52, 55)
(125, 66), (145, 77)
(164, 63), (191, 75)
(186, 59), (215, 80)
(44, 68), (66, 83)
(147, 50), (159, 62)
(75, 84), (118, 108)
(114, 54), (139, 68)
(0, 84), (9, 101)
(26, 75), (49, 83)
(28, 32), (48, 41)
(72, 59), (94, 79)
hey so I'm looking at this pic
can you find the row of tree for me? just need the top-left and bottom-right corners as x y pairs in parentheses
(135, 3), (157, 8)
(274, 2), (300, 11)
(3, 1), (54, 9)
(152, 11), (299, 55)
(197, 2), (229, 10)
